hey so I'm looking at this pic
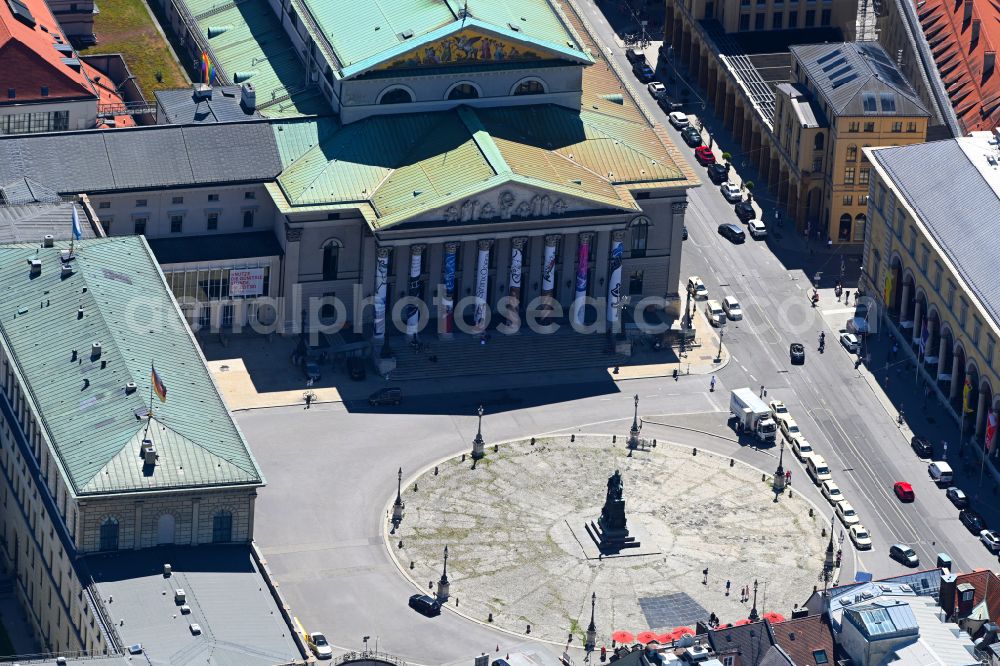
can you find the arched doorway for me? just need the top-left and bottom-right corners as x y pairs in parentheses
(157, 513), (176, 545)
(806, 187), (822, 224)
(886, 257), (903, 316)
(838, 214), (852, 242)
(975, 380), (993, 441)
(934, 321), (951, 379)
(950, 346), (967, 405)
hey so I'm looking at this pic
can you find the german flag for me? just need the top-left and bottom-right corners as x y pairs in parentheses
(151, 364), (167, 403)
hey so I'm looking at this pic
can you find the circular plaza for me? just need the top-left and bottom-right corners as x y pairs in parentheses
(389, 435), (829, 644)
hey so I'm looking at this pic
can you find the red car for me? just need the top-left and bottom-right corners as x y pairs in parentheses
(695, 146), (716, 166)
(894, 481), (915, 502)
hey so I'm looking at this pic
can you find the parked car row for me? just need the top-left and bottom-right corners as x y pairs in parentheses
(687, 276), (742, 328)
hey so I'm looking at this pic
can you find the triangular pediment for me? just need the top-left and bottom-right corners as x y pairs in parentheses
(341, 18), (592, 79)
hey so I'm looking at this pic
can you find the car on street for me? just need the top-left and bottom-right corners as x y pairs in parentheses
(889, 543), (919, 567)
(789, 342), (805, 364)
(681, 125), (702, 147)
(911, 436), (934, 459)
(821, 480), (844, 506)
(308, 632), (333, 660)
(625, 48), (644, 64)
(836, 501), (860, 526)
(769, 400), (790, 422)
(840, 332), (860, 354)
(707, 163), (728, 184)
(791, 435), (814, 461)
(632, 61), (655, 82)
(717, 223), (745, 243)
(687, 275), (708, 299)
(695, 146), (716, 165)
(720, 182), (743, 202)
(779, 418), (801, 441)
(946, 486), (968, 508)
(722, 296), (742, 320)
(369, 387), (403, 406)
(647, 81), (666, 98)
(408, 594), (442, 617)
(961, 509), (986, 533)
(347, 356), (366, 381)
(893, 481), (915, 502)
(657, 95), (683, 113)
(747, 219), (767, 239)
(849, 525), (873, 550)
(735, 199), (755, 222)
(668, 111), (690, 129)
(982, 529), (1000, 553)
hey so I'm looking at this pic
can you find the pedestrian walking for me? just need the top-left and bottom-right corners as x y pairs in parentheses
(942, 440), (948, 458)
(710, 375), (717, 392)
(725, 580), (731, 596)
(703, 568), (709, 585)
(785, 470), (791, 485)
(845, 290), (850, 303)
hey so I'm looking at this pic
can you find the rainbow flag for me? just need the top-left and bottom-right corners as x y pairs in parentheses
(151, 364), (167, 403)
(201, 52), (214, 86)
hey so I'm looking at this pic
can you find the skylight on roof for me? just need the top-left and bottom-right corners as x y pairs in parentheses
(830, 73), (859, 89)
(821, 57), (848, 73)
(816, 50), (840, 65)
(6, 0), (35, 27)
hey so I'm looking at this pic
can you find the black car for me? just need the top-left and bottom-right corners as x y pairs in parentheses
(632, 62), (655, 83)
(790, 343), (805, 364)
(347, 357), (366, 381)
(735, 200), (755, 222)
(625, 48), (644, 64)
(369, 387), (402, 406)
(960, 509), (986, 533)
(718, 223), (745, 243)
(706, 163), (728, 184)
(408, 594), (442, 617)
(910, 436), (933, 459)
(657, 96), (683, 113)
(680, 126), (702, 147)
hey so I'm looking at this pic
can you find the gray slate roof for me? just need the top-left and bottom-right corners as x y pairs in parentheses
(0, 177), (62, 205)
(0, 122), (283, 195)
(790, 42), (929, 117)
(0, 202), (98, 243)
(154, 86), (262, 125)
(708, 620), (777, 666)
(871, 139), (1000, 329)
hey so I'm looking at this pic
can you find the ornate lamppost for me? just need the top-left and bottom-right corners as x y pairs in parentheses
(471, 405), (485, 460)
(391, 467), (404, 527)
(436, 545), (450, 601)
(585, 592), (597, 652)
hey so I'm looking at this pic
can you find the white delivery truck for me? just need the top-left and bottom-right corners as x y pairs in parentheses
(730, 388), (778, 443)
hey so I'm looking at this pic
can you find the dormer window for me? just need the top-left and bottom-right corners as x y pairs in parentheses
(7, 88), (14, 99)
(512, 79), (545, 95)
(447, 82), (480, 100)
(378, 86), (413, 105)
(40, 86), (48, 97)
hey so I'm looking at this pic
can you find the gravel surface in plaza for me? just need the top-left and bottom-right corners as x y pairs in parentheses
(392, 435), (828, 644)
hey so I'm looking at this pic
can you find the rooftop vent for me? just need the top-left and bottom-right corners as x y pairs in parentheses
(163, 563), (171, 577)
(29, 258), (41, 275)
(77, 307), (83, 320)
(125, 381), (137, 394)
(43, 234), (54, 248)
(91, 341), (102, 358)
(508, 22), (521, 31)
(399, 29), (413, 39)
(61, 264), (73, 279)
(240, 82), (256, 112)
(174, 589), (186, 604)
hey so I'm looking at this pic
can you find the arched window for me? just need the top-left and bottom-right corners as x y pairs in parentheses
(846, 144), (858, 161)
(378, 87), (413, 105)
(512, 79), (546, 96)
(212, 511), (233, 543)
(631, 219), (648, 257)
(813, 133), (824, 151)
(853, 213), (867, 242)
(322, 240), (341, 281)
(99, 517), (119, 551)
(447, 82), (480, 100)
(839, 214), (852, 241)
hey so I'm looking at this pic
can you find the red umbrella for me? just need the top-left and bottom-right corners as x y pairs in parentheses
(735, 618), (752, 626)
(763, 612), (786, 623)
(673, 626), (695, 637)
(612, 630), (634, 644)
(637, 631), (659, 644)
(657, 632), (677, 644)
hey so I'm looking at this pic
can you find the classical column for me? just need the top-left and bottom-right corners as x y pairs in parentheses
(936, 337), (949, 379)
(911, 299), (923, 346)
(405, 244), (426, 338)
(950, 355), (962, 400)
(474, 240), (492, 332)
(976, 390), (989, 439)
(606, 230), (625, 329)
(572, 233), (594, 327)
(541, 235), (560, 317)
(899, 282), (911, 325)
(282, 225), (303, 333)
(373, 247), (391, 341)
(508, 237), (525, 311)
(440, 242), (459, 339)
(191, 498), (200, 546)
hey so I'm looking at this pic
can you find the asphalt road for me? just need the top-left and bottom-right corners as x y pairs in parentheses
(241, 4), (999, 664)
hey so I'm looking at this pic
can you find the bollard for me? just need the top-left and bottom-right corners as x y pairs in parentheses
(822, 527), (827, 538)
(434, 466), (439, 475)
(809, 508), (814, 517)
(613, 435), (617, 443)
(653, 439), (657, 447)
(531, 437), (536, 445)
(730, 458), (735, 467)
(693, 447), (697, 456)
(413, 482), (418, 492)
(410, 561), (414, 569)
(789, 490), (793, 498)
(526, 624), (531, 634)
(571, 434), (575, 442)
(494, 444), (499, 452)
(762, 473), (766, 482)
(461, 454), (466, 462)
(429, 581), (433, 589)
(398, 540), (403, 548)
(488, 613), (493, 623)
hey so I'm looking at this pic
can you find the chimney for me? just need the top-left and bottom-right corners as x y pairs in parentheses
(240, 82), (257, 112)
(972, 19), (981, 44)
(964, 0), (973, 25)
(43, 234), (54, 248)
(939, 571), (957, 614)
(957, 582), (976, 617)
(985, 51), (996, 80)
(91, 341), (102, 359)
(29, 258), (41, 275)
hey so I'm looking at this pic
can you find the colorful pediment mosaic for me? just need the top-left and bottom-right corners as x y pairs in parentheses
(377, 29), (545, 71)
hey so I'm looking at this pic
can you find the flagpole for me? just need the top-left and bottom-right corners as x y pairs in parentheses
(144, 362), (154, 439)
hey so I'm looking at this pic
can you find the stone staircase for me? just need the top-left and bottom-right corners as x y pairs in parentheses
(384, 330), (629, 381)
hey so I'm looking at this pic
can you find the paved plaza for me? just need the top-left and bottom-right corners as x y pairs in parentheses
(392, 435), (827, 644)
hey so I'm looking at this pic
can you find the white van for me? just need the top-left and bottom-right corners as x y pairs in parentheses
(747, 219), (767, 239)
(928, 460), (954, 485)
(705, 300), (725, 326)
(808, 455), (832, 485)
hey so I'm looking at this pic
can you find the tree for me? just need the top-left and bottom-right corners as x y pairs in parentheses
(721, 152), (732, 162)
(744, 180), (755, 192)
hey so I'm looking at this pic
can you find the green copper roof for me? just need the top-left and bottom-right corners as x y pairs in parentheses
(272, 103), (687, 226)
(0, 237), (263, 496)
(181, 0), (330, 118)
(306, 0), (587, 74)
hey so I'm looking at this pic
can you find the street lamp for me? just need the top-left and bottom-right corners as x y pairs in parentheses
(772, 442), (786, 501)
(681, 283), (695, 355)
(471, 404), (485, 460)
(585, 592), (597, 652)
(391, 467), (405, 527)
(628, 394), (641, 450)
(436, 545), (450, 601)
(716, 323), (726, 363)
(748, 580), (760, 622)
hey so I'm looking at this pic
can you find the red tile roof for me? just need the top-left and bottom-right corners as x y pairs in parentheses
(951, 569), (1000, 621)
(917, 0), (1000, 132)
(770, 615), (835, 666)
(0, 0), (94, 102)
